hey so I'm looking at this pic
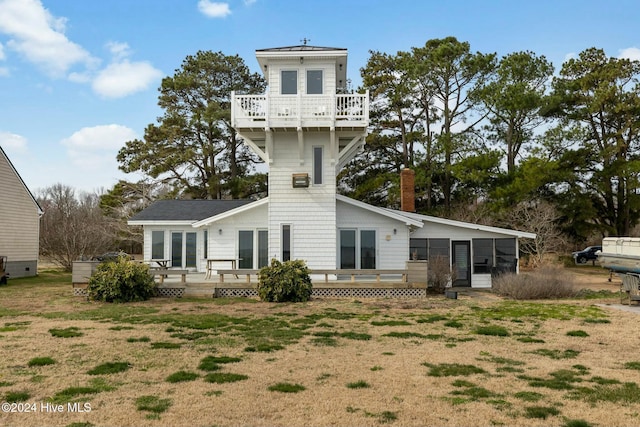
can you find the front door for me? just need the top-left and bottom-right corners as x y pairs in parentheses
(452, 241), (471, 287)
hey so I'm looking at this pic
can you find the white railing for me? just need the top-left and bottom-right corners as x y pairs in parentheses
(231, 92), (369, 127)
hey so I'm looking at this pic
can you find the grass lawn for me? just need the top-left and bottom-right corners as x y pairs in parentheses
(0, 270), (638, 426)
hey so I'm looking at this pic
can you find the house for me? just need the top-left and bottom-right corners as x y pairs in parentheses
(129, 44), (535, 288)
(0, 146), (44, 278)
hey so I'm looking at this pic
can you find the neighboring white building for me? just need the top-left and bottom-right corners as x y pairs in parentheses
(0, 146), (44, 278)
(129, 44), (535, 288)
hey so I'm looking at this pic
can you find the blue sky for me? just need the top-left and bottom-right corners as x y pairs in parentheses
(1, 0), (639, 194)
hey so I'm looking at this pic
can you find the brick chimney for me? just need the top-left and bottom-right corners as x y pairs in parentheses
(400, 168), (415, 212)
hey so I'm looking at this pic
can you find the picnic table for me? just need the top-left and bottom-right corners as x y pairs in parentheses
(205, 258), (241, 279)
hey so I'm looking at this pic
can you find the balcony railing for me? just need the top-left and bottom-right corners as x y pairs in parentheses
(231, 91), (369, 129)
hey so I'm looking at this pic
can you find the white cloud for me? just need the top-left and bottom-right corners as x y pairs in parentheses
(0, 41), (5, 60)
(198, 0), (231, 18)
(0, 67), (8, 76)
(618, 47), (640, 61)
(106, 41), (132, 61)
(563, 52), (576, 63)
(0, 0), (97, 77)
(0, 131), (28, 153)
(61, 124), (137, 173)
(244, 0), (257, 5)
(92, 60), (163, 98)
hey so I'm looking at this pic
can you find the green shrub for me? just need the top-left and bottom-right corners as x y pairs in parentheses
(257, 259), (312, 302)
(87, 255), (156, 303)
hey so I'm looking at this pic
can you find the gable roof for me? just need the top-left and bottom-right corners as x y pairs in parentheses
(390, 209), (537, 239)
(128, 199), (254, 225)
(336, 195), (423, 227)
(0, 145), (43, 215)
(192, 198), (268, 227)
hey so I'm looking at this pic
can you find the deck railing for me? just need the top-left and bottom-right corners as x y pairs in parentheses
(231, 92), (369, 128)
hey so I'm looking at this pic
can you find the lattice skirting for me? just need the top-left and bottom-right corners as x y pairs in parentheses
(73, 287), (88, 297)
(214, 288), (426, 299)
(155, 288), (185, 298)
(72, 287), (184, 298)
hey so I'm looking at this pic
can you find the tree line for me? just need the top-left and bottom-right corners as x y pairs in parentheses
(41, 38), (640, 268)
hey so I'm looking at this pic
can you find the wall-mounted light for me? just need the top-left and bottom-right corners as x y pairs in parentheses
(393, 228), (397, 235)
(300, 56), (304, 64)
(263, 64), (267, 71)
(339, 63), (343, 70)
(218, 229), (222, 235)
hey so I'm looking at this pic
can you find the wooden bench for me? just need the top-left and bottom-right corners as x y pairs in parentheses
(216, 269), (407, 284)
(312, 269), (407, 283)
(218, 269), (259, 283)
(151, 269), (188, 284)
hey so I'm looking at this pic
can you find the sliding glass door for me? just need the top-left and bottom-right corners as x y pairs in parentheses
(339, 229), (376, 269)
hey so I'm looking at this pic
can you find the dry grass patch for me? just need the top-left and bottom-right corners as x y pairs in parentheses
(492, 265), (578, 299)
(0, 270), (638, 426)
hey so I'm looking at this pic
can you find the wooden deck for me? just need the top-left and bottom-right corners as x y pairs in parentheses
(154, 273), (427, 298)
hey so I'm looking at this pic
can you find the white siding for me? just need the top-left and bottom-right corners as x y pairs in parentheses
(337, 201), (410, 269)
(471, 274), (492, 288)
(0, 150), (40, 276)
(269, 59), (337, 95)
(204, 202), (268, 269)
(269, 132), (336, 269)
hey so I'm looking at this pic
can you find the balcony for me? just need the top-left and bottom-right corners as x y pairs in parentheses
(231, 92), (369, 131)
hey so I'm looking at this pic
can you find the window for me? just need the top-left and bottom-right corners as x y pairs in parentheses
(360, 230), (376, 269)
(306, 70), (323, 94)
(203, 230), (208, 259)
(151, 231), (164, 259)
(239, 231), (253, 269)
(313, 146), (323, 185)
(429, 239), (450, 264)
(171, 232), (183, 267)
(281, 70), (297, 95)
(258, 230), (269, 268)
(473, 239), (493, 274)
(410, 238), (427, 260)
(340, 229), (376, 269)
(340, 229), (356, 269)
(410, 238), (449, 262)
(185, 232), (197, 268)
(282, 225), (291, 261)
(495, 238), (517, 272)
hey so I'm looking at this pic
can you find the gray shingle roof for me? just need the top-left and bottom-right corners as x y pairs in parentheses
(129, 199), (254, 222)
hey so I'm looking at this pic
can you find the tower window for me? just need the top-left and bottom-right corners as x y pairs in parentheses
(307, 70), (323, 94)
(313, 146), (323, 185)
(281, 70), (297, 95)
